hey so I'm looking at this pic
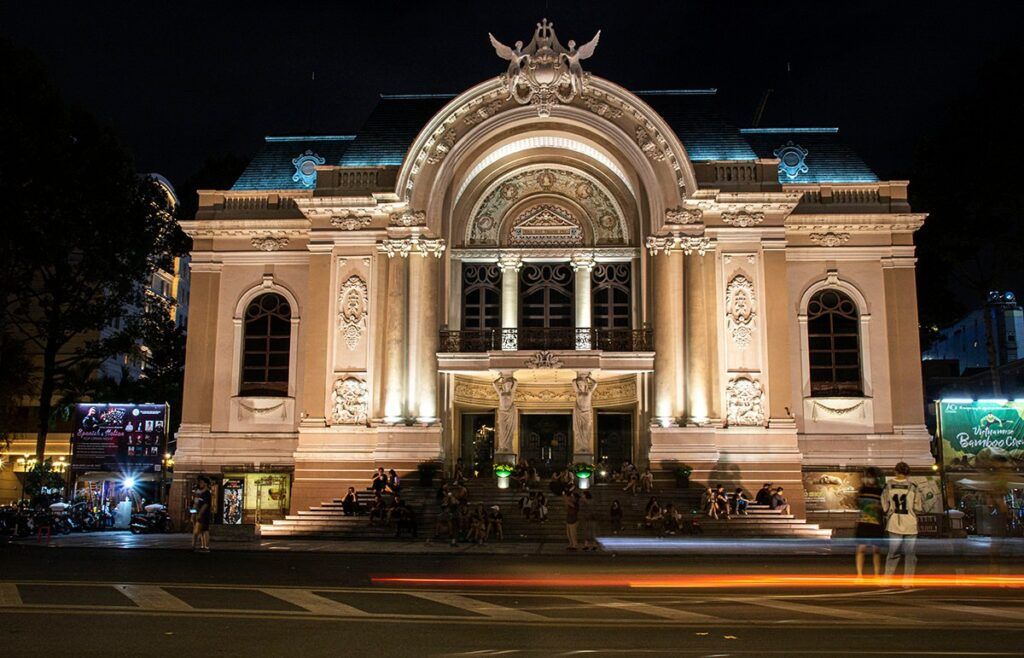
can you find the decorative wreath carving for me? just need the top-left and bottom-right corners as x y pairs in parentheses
(337, 275), (368, 350)
(725, 274), (757, 349)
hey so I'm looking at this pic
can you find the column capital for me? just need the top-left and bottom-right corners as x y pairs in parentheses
(377, 236), (446, 258)
(570, 252), (596, 272)
(497, 252), (522, 271)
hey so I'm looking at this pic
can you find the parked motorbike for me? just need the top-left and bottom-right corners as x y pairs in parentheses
(0, 505), (33, 537)
(129, 504), (172, 534)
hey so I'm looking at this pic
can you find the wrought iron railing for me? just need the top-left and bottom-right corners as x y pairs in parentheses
(439, 327), (653, 353)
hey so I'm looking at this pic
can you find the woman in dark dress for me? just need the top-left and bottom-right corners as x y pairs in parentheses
(193, 476), (212, 553)
(854, 467), (885, 577)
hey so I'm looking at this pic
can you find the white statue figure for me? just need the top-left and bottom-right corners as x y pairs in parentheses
(493, 373), (518, 453)
(572, 372), (598, 453)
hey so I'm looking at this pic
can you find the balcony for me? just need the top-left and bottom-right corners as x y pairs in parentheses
(439, 327), (653, 353)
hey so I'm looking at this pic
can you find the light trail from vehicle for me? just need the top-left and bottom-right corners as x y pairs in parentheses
(371, 573), (1024, 589)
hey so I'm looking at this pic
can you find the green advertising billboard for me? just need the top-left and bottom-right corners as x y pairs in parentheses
(937, 399), (1024, 471)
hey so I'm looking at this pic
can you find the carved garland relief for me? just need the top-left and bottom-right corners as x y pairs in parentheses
(337, 275), (368, 351)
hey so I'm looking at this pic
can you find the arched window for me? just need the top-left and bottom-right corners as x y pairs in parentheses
(461, 263), (501, 330)
(591, 263), (631, 330)
(241, 293), (291, 396)
(807, 289), (863, 396)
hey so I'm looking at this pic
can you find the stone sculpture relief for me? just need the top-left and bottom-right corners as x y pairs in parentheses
(331, 377), (368, 425)
(337, 274), (368, 351)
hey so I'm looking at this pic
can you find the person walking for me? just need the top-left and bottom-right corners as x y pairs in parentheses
(854, 466), (885, 578)
(882, 461), (920, 581)
(564, 491), (580, 550)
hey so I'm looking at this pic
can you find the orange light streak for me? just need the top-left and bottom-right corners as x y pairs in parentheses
(370, 574), (1024, 589)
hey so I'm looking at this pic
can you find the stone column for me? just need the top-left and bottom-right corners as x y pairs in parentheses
(498, 253), (521, 350)
(652, 250), (685, 425)
(685, 251), (712, 423)
(493, 371), (517, 464)
(414, 253), (440, 423)
(884, 260), (926, 427)
(571, 253), (595, 350)
(763, 249), (795, 426)
(381, 252), (408, 423)
(572, 371), (598, 463)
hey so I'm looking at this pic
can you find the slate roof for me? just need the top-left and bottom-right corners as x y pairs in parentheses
(231, 135), (354, 191)
(230, 91), (877, 190)
(741, 127), (878, 184)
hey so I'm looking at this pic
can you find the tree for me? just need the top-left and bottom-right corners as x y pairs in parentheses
(0, 39), (187, 458)
(912, 47), (1024, 393)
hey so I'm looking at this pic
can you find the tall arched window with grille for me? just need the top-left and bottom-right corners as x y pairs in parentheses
(461, 263), (501, 330)
(807, 289), (863, 396)
(240, 293), (291, 396)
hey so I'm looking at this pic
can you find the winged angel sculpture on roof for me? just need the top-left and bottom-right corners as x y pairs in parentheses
(489, 19), (600, 117)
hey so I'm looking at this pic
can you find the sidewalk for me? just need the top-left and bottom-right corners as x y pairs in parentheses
(8, 530), (1024, 558)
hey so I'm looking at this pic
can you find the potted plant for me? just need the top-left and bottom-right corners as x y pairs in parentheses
(674, 464), (693, 488)
(417, 462), (439, 487)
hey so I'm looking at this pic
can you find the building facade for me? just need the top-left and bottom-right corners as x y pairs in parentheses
(923, 290), (1024, 373)
(173, 21), (933, 519)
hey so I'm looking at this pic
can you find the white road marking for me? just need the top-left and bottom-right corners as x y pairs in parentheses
(113, 585), (191, 611)
(260, 588), (369, 616)
(923, 602), (1024, 622)
(0, 583), (22, 606)
(566, 595), (719, 622)
(726, 596), (881, 621)
(408, 592), (544, 621)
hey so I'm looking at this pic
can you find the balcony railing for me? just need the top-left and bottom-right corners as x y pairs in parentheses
(439, 327), (653, 353)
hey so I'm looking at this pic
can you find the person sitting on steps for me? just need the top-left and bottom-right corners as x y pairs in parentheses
(640, 467), (655, 493)
(732, 487), (750, 516)
(770, 487), (792, 515)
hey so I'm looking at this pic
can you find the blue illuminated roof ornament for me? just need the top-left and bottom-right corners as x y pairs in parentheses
(774, 141), (809, 180)
(292, 150), (326, 188)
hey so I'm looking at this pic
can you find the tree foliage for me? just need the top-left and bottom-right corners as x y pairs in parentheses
(0, 39), (187, 457)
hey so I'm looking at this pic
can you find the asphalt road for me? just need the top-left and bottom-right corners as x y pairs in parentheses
(2, 544), (1023, 657)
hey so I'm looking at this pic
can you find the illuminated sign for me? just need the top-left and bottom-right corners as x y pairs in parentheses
(71, 403), (168, 473)
(937, 399), (1024, 471)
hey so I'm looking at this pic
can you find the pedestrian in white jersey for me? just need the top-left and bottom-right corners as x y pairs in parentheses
(881, 461), (920, 579)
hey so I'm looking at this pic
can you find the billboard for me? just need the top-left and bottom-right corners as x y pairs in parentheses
(71, 403), (168, 473)
(937, 399), (1024, 471)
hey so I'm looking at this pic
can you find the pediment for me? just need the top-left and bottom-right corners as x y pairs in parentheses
(509, 203), (583, 246)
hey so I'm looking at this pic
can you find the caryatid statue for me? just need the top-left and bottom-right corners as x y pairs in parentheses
(572, 372), (598, 456)
(492, 373), (518, 455)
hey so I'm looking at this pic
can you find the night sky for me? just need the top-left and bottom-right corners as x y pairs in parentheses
(2, 1), (1021, 188)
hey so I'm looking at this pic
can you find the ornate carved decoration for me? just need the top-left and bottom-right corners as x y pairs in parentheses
(377, 236), (446, 258)
(726, 376), (765, 427)
(581, 93), (623, 119)
(572, 372), (598, 453)
(469, 167), (625, 246)
(497, 253), (523, 272)
(525, 350), (563, 369)
(517, 388), (574, 403)
(721, 211), (765, 228)
(337, 275), (368, 351)
(451, 246), (639, 261)
(774, 141), (809, 180)
(809, 231), (851, 247)
(665, 207), (703, 225)
(463, 99), (504, 126)
(425, 127), (457, 165)
(725, 274), (757, 349)
(493, 373), (517, 453)
(389, 208), (427, 227)
(292, 150), (325, 188)
(330, 211), (372, 231)
(489, 19), (600, 117)
(509, 203), (583, 247)
(811, 399), (866, 420)
(331, 377), (368, 425)
(250, 236), (289, 251)
(635, 126), (666, 161)
(646, 235), (713, 256)
(593, 378), (637, 404)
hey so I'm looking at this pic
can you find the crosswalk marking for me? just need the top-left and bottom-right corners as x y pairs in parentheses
(408, 592), (544, 621)
(924, 602), (1024, 622)
(114, 584), (192, 611)
(261, 588), (370, 616)
(566, 595), (718, 622)
(0, 584), (22, 606)
(726, 597), (880, 621)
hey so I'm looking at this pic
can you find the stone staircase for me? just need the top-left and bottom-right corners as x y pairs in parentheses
(261, 477), (831, 540)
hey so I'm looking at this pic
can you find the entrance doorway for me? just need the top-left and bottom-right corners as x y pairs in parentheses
(519, 413), (572, 475)
(597, 412), (633, 468)
(460, 412), (495, 477)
